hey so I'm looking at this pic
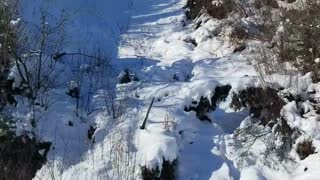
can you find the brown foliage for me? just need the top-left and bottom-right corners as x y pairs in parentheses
(274, 1), (320, 78)
(296, 140), (316, 160)
(185, 0), (234, 20)
(231, 87), (285, 126)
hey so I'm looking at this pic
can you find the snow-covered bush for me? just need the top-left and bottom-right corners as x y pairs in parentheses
(230, 87), (288, 161)
(141, 158), (177, 180)
(184, 85), (231, 122)
(118, 68), (139, 84)
(230, 77), (320, 167)
(231, 87), (284, 126)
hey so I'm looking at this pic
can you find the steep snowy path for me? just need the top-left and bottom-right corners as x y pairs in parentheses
(17, 0), (320, 179)
(20, 0), (254, 179)
(118, 0), (253, 179)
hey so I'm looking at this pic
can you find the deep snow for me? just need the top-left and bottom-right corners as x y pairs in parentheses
(10, 0), (320, 179)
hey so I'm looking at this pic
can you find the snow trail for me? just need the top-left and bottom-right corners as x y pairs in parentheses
(13, 0), (320, 179)
(20, 0), (253, 178)
(119, 0), (251, 179)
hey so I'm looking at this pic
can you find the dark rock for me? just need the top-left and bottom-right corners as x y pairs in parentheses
(88, 124), (97, 143)
(183, 38), (197, 47)
(68, 121), (74, 127)
(233, 43), (246, 53)
(119, 69), (139, 84)
(173, 74), (179, 81)
(66, 87), (80, 99)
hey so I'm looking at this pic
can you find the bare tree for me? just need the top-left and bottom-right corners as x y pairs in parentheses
(12, 8), (68, 108)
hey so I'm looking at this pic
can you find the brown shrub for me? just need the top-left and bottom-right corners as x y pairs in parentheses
(185, 0), (234, 20)
(230, 25), (249, 42)
(296, 140), (316, 160)
(272, 1), (320, 79)
(230, 87), (285, 126)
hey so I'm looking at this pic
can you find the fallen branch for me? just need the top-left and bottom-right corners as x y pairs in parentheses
(53, 52), (104, 61)
(140, 97), (155, 130)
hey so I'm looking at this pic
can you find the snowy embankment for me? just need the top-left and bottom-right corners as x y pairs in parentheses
(118, 0), (257, 179)
(118, 0), (320, 179)
(17, 0), (134, 179)
(14, 0), (320, 179)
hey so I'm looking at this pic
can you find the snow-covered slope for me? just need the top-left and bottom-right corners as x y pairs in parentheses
(12, 0), (320, 179)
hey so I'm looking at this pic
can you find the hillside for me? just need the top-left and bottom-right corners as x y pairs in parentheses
(0, 0), (320, 179)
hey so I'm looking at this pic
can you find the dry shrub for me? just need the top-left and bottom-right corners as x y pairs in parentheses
(296, 140), (316, 160)
(231, 87), (285, 126)
(272, 117), (299, 161)
(232, 87), (301, 162)
(250, 45), (288, 86)
(273, 1), (320, 79)
(163, 113), (176, 130)
(231, 25), (248, 42)
(185, 0), (234, 20)
(255, 0), (279, 9)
